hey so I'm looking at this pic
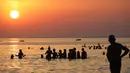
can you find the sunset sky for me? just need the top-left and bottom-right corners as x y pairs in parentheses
(0, 0), (130, 38)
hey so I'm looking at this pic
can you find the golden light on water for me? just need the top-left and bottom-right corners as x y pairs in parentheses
(9, 38), (19, 43)
(9, 40), (19, 43)
(9, 45), (19, 54)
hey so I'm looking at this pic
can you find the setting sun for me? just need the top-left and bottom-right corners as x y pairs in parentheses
(10, 10), (19, 19)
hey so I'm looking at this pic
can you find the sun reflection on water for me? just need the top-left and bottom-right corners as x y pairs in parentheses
(9, 45), (19, 54)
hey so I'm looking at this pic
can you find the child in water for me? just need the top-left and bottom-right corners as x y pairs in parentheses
(10, 54), (14, 59)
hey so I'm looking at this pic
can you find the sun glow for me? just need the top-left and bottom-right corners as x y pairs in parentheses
(9, 41), (19, 43)
(10, 10), (19, 19)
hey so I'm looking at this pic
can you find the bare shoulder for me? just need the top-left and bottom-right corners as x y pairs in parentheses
(115, 43), (124, 47)
(115, 43), (122, 45)
(116, 43), (129, 50)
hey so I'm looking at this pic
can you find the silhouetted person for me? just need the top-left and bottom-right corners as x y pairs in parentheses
(96, 46), (99, 49)
(52, 49), (58, 59)
(17, 49), (25, 59)
(105, 47), (107, 49)
(45, 46), (52, 61)
(58, 50), (62, 59)
(28, 47), (30, 49)
(106, 35), (129, 73)
(68, 49), (72, 60)
(98, 43), (102, 49)
(81, 48), (87, 59)
(103, 52), (105, 55)
(72, 47), (76, 59)
(77, 51), (80, 59)
(82, 44), (86, 48)
(62, 49), (67, 58)
(88, 46), (92, 49)
(93, 45), (96, 50)
(40, 47), (44, 50)
(10, 54), (14, 59)
(41, 54), (44, 58)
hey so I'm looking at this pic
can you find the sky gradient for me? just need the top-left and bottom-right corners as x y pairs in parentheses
(0, 0), (130, 38)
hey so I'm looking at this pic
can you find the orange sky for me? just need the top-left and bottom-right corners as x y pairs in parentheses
(0, 0), (130, 37)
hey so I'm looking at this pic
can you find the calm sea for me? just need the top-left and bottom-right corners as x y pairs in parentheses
(0, 38), (130, 73)
(0, 38), (130, 45)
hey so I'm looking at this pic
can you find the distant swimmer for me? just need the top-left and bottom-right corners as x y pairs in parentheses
(28, 47), (30, 49)
(10, 54), (14, 59)
(40, 47), (44, 50)
(98, 43), (102, 49)
(41, 54), (44, 58)
(82, 44), (86, 48)
(106, 35), (129, 73)
(103, 52), (105, 55)
(88, 46), (92, 49)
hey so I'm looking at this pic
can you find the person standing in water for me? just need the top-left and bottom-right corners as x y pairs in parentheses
(58, 50), (62, 59)
(45, 46), (52, 61)
(16, 49), (25, 59)
(81, 48), (87, 59)
(52, 48), (58, 59)
(62, 49), (67, 59)
(107, 35), (129, 73)
(77, 51), (80, 59)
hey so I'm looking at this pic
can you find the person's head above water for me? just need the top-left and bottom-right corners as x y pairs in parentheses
(108, 35), (116, 44)
(19, 49), (23, 53)
(48, 46), (51, 50)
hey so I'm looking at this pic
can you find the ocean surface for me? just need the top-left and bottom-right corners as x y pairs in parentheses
(0, 38), (130, 73)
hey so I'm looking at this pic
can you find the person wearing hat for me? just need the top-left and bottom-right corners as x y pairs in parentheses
(106, 35), (129, 73)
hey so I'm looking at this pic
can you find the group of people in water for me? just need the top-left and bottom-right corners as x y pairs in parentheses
(10, 46), (87, 60)
(10, 41), (106, 60)
(10, 49), (25, 59)
(44, 46), (87, 61)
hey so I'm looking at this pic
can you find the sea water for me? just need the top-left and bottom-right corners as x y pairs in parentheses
(0, 38), (130, 73)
